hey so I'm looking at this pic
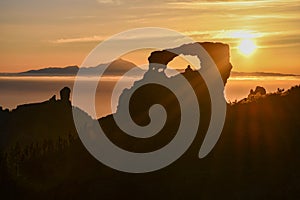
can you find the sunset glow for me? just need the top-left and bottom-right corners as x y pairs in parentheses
(238, 39), (257, 56)
(0, 0), (299, 74)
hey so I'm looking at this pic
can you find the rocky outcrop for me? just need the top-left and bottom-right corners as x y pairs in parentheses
(0, 87), (76, 150)
(148, 42), (233, 84)
(118, 42), (233, 115)
(113, 42), (232, 152)
(249, 86), (267, 97)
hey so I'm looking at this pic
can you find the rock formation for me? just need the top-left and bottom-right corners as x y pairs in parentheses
(0, 87), (76, 150)
(147, 42), (233, 84)
(60, 87), (71, 103)
(113, 42), (233, 153)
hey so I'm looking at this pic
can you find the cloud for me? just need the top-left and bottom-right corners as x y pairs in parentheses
(96, 0), (121, 5)
(183, 29), (284, 40)
(51, 29), (299, 49)
(258, 31), (300, 49)
(51, 36), (105, 44)
(52, 30), (268, 45)
(168, 0), (274, 6)
(50, 30), (189, 44)
(64, 15), (97, 20)
(183, 29), (300, 49)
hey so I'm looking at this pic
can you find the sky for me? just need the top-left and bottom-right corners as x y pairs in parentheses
(0, 0), (299, 73)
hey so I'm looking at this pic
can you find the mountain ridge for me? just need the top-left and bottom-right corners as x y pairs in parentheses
(231, 71), (298, 77)
(1, 69), (298, 78)
(0, 58), (139, 76)
(0, 59), (298, 77)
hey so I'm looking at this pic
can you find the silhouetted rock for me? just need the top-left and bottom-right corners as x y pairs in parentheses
(185, 65), (193, 73)
(0, 87), (79, 151)
(60, 87), (71, 103)
(113, 42), (231, 153)
(147, 42), (232, 84)
(148, 50), (177, 72)
(250, 86), (267, 96)
(1, 84), (299, 200)
(49, 95), (56, 102)
(237, 86), (268, 103)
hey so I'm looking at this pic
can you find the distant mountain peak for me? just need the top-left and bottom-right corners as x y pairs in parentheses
(20, 65), (79, 75)
(13, 59), (139, 76)
(231, 71), (298, 77)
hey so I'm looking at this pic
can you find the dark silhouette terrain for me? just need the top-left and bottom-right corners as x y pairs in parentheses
(0, 42), (299, 199)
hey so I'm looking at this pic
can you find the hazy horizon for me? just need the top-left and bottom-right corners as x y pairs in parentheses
(0, 58), (299, 76)
(1, 75), (299, 118)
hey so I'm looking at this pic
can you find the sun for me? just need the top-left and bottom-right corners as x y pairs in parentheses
(238, 39), (257, 56)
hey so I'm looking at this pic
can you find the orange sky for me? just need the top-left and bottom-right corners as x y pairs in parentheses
(0, 0), (299, 74)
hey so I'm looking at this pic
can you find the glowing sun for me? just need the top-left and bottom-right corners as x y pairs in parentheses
(238, 39), (257, 56)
